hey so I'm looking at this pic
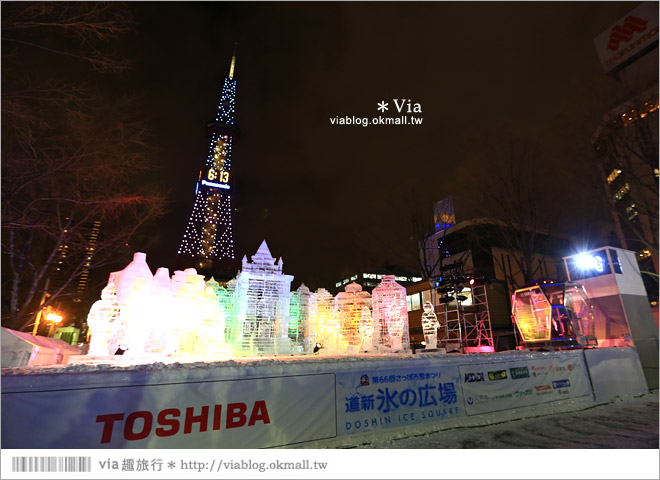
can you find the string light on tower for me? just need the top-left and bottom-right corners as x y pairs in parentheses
(178, 43), (239, 271)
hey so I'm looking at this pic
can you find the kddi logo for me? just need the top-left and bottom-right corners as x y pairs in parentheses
(464, 372), (484, 383)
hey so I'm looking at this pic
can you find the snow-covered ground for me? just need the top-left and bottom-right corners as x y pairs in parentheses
(310, 389), (659, 449)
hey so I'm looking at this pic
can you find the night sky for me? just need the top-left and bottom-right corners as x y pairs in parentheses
(102, 1), (639, 290)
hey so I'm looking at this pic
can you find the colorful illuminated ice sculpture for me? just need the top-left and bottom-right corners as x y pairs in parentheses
(199, 278), (230, 359)
(421, 301), (440, 349)
(112, 252), (154, 356)
(372, 275), (410, 352)
(289, 284), (316, 353)
(145, 267), (173, 354)
(315, 288), (340, 354)
(335, 282), (372, 354)
(171, 268), (206, 357)
(233, 240), (294, 356)
(86, 282), (121, 355)
(358, 306), (375, 352)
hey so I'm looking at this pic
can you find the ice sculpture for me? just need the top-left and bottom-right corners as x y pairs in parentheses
(233, 241), (294, 356)
(144, 267), (173, 354)
(315, 288), (341, 354)
(421, 301), (440, 349)
(86, 282), (121, 355)
(335, 282), (372, 354)
(372, 275), (410, 352)
(358, 306), (374, 352)
(289, 284), (316, 353)
(112, 252), (153, 356)
(199, 278), (230, 359)
(170, 268), (205, 357)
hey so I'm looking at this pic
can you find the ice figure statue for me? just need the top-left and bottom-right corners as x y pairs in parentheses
(421, 301), (440, 349)
(112, 252), (153, 356)
(86, 282), (121, 355)
(169, 268), (205, 356)
(289, 284), (316, 353)
(144, 267), (173, 354)
(372, 275), (410, 352)
(199, 278), (229, 359)
(233, 240), (293, 356)
(315, 288), (340, 354)
(335, 282), (372, 354)
(223, 279), (238, 346)
(358, 306), (374, 353)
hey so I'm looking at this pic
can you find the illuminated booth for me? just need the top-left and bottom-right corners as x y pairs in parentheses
(511, 281), (597, 349)
(563, 247), (659, 388)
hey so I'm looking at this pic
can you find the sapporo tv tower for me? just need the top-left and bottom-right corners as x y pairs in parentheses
(177, 43), (239, 279)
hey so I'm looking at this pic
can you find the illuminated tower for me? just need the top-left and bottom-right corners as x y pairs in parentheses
(177, 44), (238, 277)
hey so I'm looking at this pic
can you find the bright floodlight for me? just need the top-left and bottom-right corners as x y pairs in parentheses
(575, 253), (600, 272)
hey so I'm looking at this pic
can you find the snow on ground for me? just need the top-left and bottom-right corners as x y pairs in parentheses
(305, 389), (659, 449)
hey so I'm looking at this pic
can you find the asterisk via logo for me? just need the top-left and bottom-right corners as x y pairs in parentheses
(377, 101), (388, 112)
(167, 461), (176, 469)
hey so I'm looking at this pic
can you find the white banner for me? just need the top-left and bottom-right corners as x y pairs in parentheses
(336, 365), (463, 435)
(1, 373), (336, 449)
(459, 353), (591, 415)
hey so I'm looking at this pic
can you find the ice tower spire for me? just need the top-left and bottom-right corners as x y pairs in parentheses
(177, 45), (239, 279)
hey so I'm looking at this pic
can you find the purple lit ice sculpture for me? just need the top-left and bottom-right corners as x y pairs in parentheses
(421, 301), (440, 349)
(372, 275), (410, 352)
(335, 282), (372, 354)
(86, 282), (121, 355)
(112, 252), (154, 356)
(144, 267), (173, 354)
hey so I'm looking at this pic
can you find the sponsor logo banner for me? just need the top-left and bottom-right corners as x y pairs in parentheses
(594, 3), (659, 72)
(510, 366), (530, 379)
(460, 353), (590, 415)
(1, 373), (336, 448)
(336, 366), (463, 435)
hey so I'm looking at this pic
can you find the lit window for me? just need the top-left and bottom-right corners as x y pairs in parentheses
(606, 169), (622, 184)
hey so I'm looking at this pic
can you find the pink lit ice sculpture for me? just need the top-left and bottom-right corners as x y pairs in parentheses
(372, 275), (410, 352)
(335, 282), (372, 354)
(86, 282), (121, 355)
(112, 252), (153, 356)
(144, 267), (173, 354)
(233, 240), (294, 356)
(421, 301), (440, 349)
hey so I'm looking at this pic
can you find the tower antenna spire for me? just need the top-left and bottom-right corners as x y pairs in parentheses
(228, 41), (238, 79)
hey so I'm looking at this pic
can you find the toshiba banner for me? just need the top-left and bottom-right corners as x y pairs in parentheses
(336, 365), (464, 435)
(459, 352), (592, 416)
(594, 2), (659, 73)
(1, 373), (336, 448)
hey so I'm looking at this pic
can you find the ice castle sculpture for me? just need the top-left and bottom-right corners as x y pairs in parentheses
(233, 240), (294, 356)
(335, 282), (372, 354)
(86, 282), (121, 355)
(86, 247), (415, 361)
(372, 275), (410, 352)
(421, 301), (440, 349)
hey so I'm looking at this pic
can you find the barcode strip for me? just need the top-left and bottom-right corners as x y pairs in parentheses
(12, 456), (91, 473)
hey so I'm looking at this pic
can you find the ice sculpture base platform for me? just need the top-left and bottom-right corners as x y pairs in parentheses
(1, 347), (648, 449)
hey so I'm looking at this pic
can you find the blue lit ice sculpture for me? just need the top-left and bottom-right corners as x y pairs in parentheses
(421, 301), (440, 349)
(372, 275), (410, 352)
(335, 282), (372, 354)
(233, 240), (294, 356)
(86, 282), (121, 355)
